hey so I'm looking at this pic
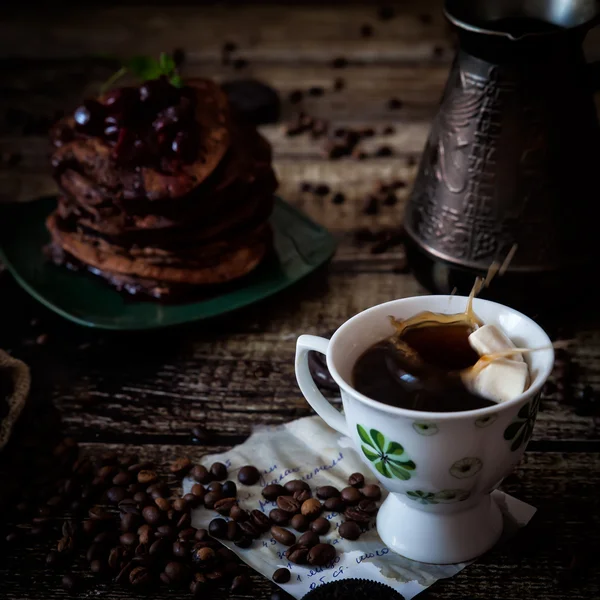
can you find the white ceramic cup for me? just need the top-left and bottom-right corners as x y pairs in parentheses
(295, 295), (553, 564)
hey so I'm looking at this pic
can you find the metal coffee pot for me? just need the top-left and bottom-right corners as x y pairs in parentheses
(404, 0), (600, 308)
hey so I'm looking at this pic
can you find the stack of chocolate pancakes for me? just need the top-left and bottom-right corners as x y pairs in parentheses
(46, 77), (278, 299)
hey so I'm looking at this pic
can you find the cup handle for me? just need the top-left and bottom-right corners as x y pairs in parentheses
(295, 335), (349, 437)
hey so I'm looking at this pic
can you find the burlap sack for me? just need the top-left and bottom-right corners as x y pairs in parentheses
(0, 349), (30, 449)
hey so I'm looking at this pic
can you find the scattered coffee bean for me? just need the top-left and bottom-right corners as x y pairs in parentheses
(263, 484), (286, 501)
(112, 471), (131, 486)
(164, 561), (188, 583)
(155, 497), (170, 512)
(358, 499), (378, 514)
(314, 184), (331, 197)
(170, 457), (191, 477)
(294, 489), (312, 503)
(147, 483), (168, 499)
(286, 543), (309, 564)
(227, 521), (242, 542)
(172, 497), (188, 513)
(323, 497), (346, 512)
(333, 77), (345, 91)
(383, 192), (398, 206)
(361, 484), (382, 500)
(234, 536), (253, 549)
(238, 465), (260, 486)
(239, 520), (260, 539)
(142, 505), (162, 526)
(214, 497), (238, 516)
(90, 559), (105, 574)
(345, 507), (372, 523)
(190, 484), (205, 501)
(375, 145), (393, 157)
(119, 531), (137, 547)
(233, 58), (249, 70)
(207, 481), (223, 494)
(360, 23), (374, 37)
(46, 550), (61, 567)
(121, 512), (140, 533)
(433, 45), (445, 58)
(208, 518), (228, 540)
(310, 517), (331, 535)
(301, 498), (323, 519)
(308, 543), (336, 566)
(277, 496), (301, 514)
(149, 538), (168, 556)
(332, 57), (348, 68)
(298, 530), (320, 548)
(383, 125), (396, 135)
(183, 493), (199, 508)
(231, 505), (250, 522)
(270, 508), (291, 525)
(348, 473), (365, 488)
(61, 574), (78, 592)
(273, 567), (291, 583)
(308, 86), (325, 97)
(130, 565), (151, 586)
(231, 574), (252, 593)
(289, 90), (303, 104)
(251, 509), (272, 532)
(378, 6), (395, 20)
(341, 487), (362, 505)
(191, 465), (211, 484)
(316, 485), (340, 499)
(291, 514), (309, 532)
(204, 491), (222, 509)
(138, 524), (152, 544)
(271, 526), (296, 546)
(210, 462), (228, 481)
(339, 520), (361, 540)
(137, 470), (158, 485)
(363, 195), (379, 215)
(332, 192), (345, 205)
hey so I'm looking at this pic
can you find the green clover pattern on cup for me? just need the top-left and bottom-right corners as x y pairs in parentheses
(357, 425), (416, 480)
(503, 393), (541, 451)
(449, 457), (483, 479)
(475, 413), (498, 428)
(412, 422), (439, 436)
(406, 489), (470, 505)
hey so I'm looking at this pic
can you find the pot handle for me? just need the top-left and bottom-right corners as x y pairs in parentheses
(295, 335), (349, 437)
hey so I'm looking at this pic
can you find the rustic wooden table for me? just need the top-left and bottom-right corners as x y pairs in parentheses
(0, 2), (599, 599)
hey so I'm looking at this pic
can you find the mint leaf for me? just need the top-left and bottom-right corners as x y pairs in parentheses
(159, 52), (176, 74)
(170, 74), (183, 88)
(127, 56), (162, 81)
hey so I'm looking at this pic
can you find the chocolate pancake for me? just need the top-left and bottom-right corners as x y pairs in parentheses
(51, 79), (232, 202)
(47, 212), (271, 285)
(55, 126), (277, 236)
(47, 76), (277, 298)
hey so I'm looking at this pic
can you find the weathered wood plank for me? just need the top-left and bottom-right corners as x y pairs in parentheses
(0, 2), (453, 62)
(0, 60), (448, 136)
(0, 444), (598, 600)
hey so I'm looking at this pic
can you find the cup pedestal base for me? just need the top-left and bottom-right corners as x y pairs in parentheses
(376, 492), (503, 564)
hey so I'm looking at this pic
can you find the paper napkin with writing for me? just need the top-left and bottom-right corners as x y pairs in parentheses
(184, 416), (536, 599)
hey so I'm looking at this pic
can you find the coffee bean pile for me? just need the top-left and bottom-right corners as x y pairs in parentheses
(3, 441), (257, 596)
(3, 435), (381, 598)
(203, 471), (382, 580)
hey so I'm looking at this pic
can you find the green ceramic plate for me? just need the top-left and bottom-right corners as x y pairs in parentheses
(0, 197), (336, 330)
